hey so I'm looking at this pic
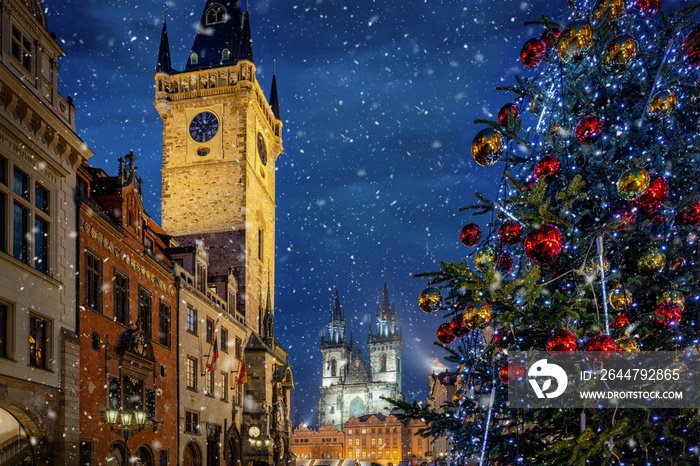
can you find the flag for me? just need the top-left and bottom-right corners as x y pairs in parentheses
(208, 337), (219, 372)
(198, 335), (206, 376)
(236, 352), (248, 385)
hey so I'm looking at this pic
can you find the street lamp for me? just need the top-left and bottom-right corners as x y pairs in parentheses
(104, 408), (148, 442)
(248, 433), (271, 464)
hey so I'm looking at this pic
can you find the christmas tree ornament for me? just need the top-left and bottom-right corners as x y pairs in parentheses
(524, 223), (564, 264)
(497, 250), (514, 275)
(656, 291), (685, 313)
(584, 333), (616, 352)
(471, 128), (505, 167)
(609, 287), (633, 310)
(520, 38), (547, 68)
(541, 27), (562, 53)
(633, 174), (668, 214)
(437, 322), (457, 344)
(498, 220), (523, 246)
(675, 196), (700, 226)
(616, 167), (650, 200)
(612, 208), (637, 233)
(449, 313), (469, 338)
(492, 327), (506, 347)
(669, 257), (686, 272)
(610, 313), (631, 329)
(475, 246), (497, 272)
(463, 304), (479, 330)
(534, 154), (561, 183)
(585, 256), (610, 279)
(650, 302), (682, 329)
(682, 24), (700, 66)
(497, 103), (520, 129)
(616, 336), (640, 354)
(474, 303), (492, 326)
(592, 0), (626, 24)
(574, 114), (602, 144)
(452, 388), (465, 406)
(647, 89), (677, 119)
(460, 223), (482, 247)
(418, 287), (442, 313)
(557, 20), (593, 63)
(601, 34), (638, 72)
(637, 248), (666, 273)
(523, 176), (537, 192)
(499, 361), (525, 385)
(635, 0), (660, 15)
(546, 329), (578, 352)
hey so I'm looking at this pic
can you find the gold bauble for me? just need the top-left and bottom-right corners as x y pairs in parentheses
(471, 128), (505, 167)
(617, 168), (650, 200)
(657, 291), (685, 312)
(474, 247), (497, 272)
(647, 89), (677, 119)
(557, 20), (594, 63)
(592, 0), (626, 24)
(637, 248), (666, 273)
(474, 303), (492, 326)
(452, 388), (465, 406)
(609, 287), (633, 310)
(463, 304), (479, 330)
(602, 34), (637, 72)
(418, 287), (442, 313)
(585, 256), (610, 279)
(616, 336), (639, 354)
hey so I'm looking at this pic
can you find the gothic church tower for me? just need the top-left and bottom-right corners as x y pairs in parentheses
(367, 281), (403, 394)
(154, 0), (282, 329)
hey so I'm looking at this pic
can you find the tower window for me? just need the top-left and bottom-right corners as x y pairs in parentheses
(331, 358), (337, 377)
(205, 5), (227, 25)
(222, 49), (230, 60)
(190, 53), (198, 65)
(380, 354), (387, 372)
(257, 229), (264, 262)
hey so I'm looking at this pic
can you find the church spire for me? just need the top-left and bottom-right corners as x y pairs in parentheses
(269, 59), (281, 120)
(238, 9), (255, 63)
(185, 0), (244, 72)
(155, 5), (172, 74)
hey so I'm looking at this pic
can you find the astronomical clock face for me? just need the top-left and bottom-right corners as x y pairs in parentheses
(249, 426), (261, 438)
(189, 111), (219, 143)
(276, 404), (283, 423)
(257, 132), (268, 166)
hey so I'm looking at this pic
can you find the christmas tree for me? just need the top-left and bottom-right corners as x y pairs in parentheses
(390, 1), (700, 464)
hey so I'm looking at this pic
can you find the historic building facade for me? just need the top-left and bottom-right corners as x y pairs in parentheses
(77, 155), (178, 465)
(318, 284), (404, 429)
(154, 1), (293, 465)
(426, 372), (459, 464)
(0, 0), (93, 463)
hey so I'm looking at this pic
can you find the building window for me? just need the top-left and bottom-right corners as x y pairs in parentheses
(205, 5), (227, 24)
(331, 358), (336, 377)
(144, 236), (153, 252)
(12, 202), (28, 263)
(0, 192), (5, 254)
(114, 269), (129, 325)
(196, 261), (207, 292)
(348, 430), (352, 435)
(0, 303), (7, 358)
(185, 411), (199, 434)
(92, 332), (100, 351)
(235, 337), (242, 359)
(227, 288), (236, 314)
(159, 449), (169, 466)
(186, 357), (197, 390)
(220, 372), (228, 401)
(187, 307), (197, 334)
(80, 440), (94, 466)
(34, 217), (48, 273)
(205, 370), (214, 397)
(123, 376), (144, 410)
(0, 156), (6, 185)
(85, 251), (102, 313)
(190, 53), (198, 65)
(220, 327), (228, 352)
(29, 315), (47, 368)
(108, 377), (121, 408)
(380, 353), (387, 372)
(206, 318), (214, 343)
(257, 229), (264, 261)
(11, 26), (33, 72)
(35, 185), (49, 213)
(146, 388), (156, 419)
(159, 301), (171, 347)
(138, 287), (152, 339)
(222, 49), (230, 59)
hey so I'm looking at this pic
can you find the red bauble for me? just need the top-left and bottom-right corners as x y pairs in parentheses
(610, 313), (631, 329)
(584, 334), (616, 352)
(633, 174), (668, 215)
(520, 38), (547, 68)
(523, 177), (536, 192)
(546, 329), (578, 353)
(575, 114), (602, 144)
(612, 209), (637, 234)
(497, 250), (514, 274)
(534, 154), (562, 183)
(524, 223), (564, 264)
(497, 103), (520, 129)
(541, 28), (562, 53)
(492, 328), (506, 347)
(499, 361), (526, 385)
(650, 302), (682, 329)
(448, 313), (469, 338)
(460, 223), (482, 247)
(635, 0), (660, 15)
(676, 197), (700, 226)
(437, 323), (457, 344)
(683, 24), (700, 66)
(498, 220), (523, 247)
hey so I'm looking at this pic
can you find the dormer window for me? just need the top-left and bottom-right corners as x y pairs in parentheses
(205, 5), (227, 25)
(190, 53), (198, 65)
(196, 260), (207, 292)
(222, 49), (231, 60)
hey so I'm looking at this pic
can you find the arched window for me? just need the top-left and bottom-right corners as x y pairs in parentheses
(331, 358), (337, 377)
(190, 53), (198, 65)
(380, 354), (387, 372)
(222, 49), (231, 60)
(205, 5), (227, 25)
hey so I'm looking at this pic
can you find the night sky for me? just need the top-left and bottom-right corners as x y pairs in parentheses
(43, 0), (693, 425)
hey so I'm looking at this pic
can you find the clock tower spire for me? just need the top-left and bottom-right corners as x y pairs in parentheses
(154, 2), (283, 330)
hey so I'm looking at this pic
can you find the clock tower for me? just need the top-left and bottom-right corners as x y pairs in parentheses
(154, 0), (282, 328)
